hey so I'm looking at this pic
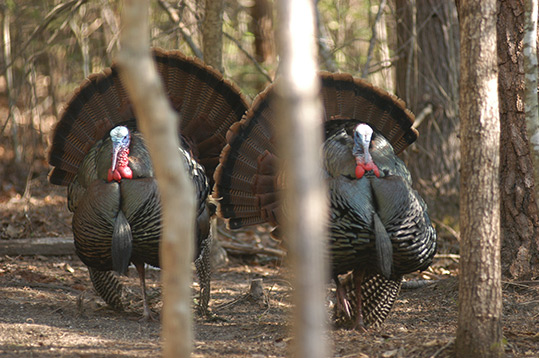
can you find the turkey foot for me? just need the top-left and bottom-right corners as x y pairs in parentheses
(335, 277), (352, 319)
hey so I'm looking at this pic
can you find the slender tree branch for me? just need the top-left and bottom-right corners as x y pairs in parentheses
(315, 0), (337, 72)
(1, 0), (87, 76)
(117, 0), (195, 356)
(361, 0), (387, 78)
(156, 0), (203, 59)
(275, 1), (328, 357)
(224, 32), (273, 82)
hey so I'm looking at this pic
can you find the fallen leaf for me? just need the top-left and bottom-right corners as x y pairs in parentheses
(382, 349), (398, 357)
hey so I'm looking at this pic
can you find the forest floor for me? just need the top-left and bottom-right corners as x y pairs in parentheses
(1, 159), (538, 357)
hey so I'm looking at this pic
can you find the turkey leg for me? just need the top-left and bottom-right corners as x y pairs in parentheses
(135, 263), (156, 321)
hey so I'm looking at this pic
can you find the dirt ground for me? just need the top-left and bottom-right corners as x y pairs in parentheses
(1, 162), (538, 357)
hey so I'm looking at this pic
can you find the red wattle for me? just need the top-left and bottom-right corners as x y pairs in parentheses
(355, 165), (365, 179)
(107, 168), (114, 182)
(118, 166), (133, 179)
(113, 169), (122, 182)
(355, 162), (380, 179)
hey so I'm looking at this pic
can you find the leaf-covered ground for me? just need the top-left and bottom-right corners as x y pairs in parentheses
(1, 160), (538, 358)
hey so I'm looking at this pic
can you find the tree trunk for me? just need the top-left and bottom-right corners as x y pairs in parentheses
(250, 0), (276, 92)
(274, 1), (328, 357)
(251, 0), (275, 64)
(117, 0), (195, 357)
(2, 6), (21, 162)
(395, 0), (460, 220)
(497, 0), (539, 280)
(202, 0), (224, 73)
(456, 0), (503, 357)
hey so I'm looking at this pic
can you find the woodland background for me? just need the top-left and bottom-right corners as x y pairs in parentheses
(0, 1), (538, 357)
(1, 0), (462, 258)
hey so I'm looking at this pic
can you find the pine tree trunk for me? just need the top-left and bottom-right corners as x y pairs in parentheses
(456, 0), (503, 357)
(497, 0), (539, 280)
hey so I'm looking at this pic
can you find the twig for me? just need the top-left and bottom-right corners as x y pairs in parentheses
(223, 32), (273, 83)
(404, 0), (417, 106)
(213, 279), (268, 312)
(3, 281), (82, 295)
(1, 0), (88, 76)
(213, 294), (246, 312)
(220, 241), (286, 258)
(432, 218), (460, 241)
(362, 0), (388, 78)
(412, 104), (433, 129)
(434, 253), (460, 262)
(502, 280), (539, 288)
(401, 279), (434, 289)
(429, 339), (454, 358)
(155, 0), (202, 59)
(315, 1), (337, 72)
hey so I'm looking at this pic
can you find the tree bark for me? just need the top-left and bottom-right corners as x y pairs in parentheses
(497, 0), (539, 280)
(456, 1), (503, 357)
(202, 0), (224, 73)
(250, 0), (276, 92)
(117, 0), (195, 357)
(2, 6), (21, 162)
(274, 1), (328, 357)
(395, 0), (460, 219)
(524, 0), (539, 163)
(251, 0), (275, 64)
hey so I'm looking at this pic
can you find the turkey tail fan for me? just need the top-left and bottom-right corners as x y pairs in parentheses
(213, 81), (278, 230)
(213, 71), (418, 230)
(49, 48), (249, 187)
(319, 72), (417, 155)
(153, 49), (250, 185)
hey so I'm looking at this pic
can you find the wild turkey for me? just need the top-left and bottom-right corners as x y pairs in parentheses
(213, 72), (437, 328)
(48, 48), (249, 319)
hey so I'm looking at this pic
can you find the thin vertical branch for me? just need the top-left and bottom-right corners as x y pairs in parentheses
(362, 0), (387, 78)
(156, 0), (202, 59)
(100, 0), (120, 55)
(1, 0), (88, 76)
(274, 1), (328, 358)
(70, 13), (91, 77)
(117, 0), (195, 357)
(404, 0), (416, 106)
(2, 5), (20, 161)
(315, 1), (337, 72)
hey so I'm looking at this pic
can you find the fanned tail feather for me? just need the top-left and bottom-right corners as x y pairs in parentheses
(49, 48), (249, 187)
(214, 72), (417, 230)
